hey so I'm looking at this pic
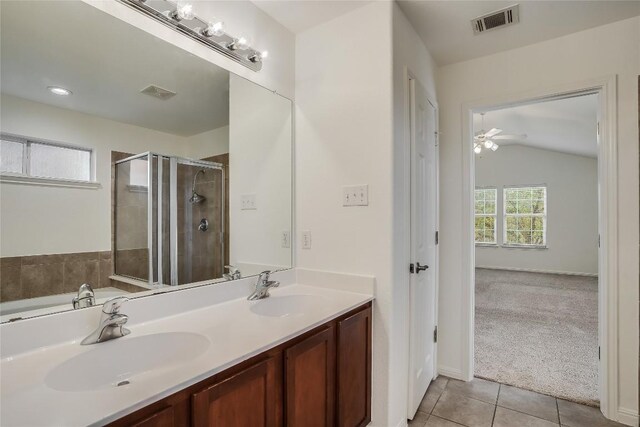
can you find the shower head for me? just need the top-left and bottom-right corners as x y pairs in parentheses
(189, 169), (207, 204)
(189, 191), (206, 204)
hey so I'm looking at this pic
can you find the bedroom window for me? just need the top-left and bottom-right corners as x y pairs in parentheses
(0, 134), (93, 183)
(475, 187), (497, 245)
(503, 186), (547, 247)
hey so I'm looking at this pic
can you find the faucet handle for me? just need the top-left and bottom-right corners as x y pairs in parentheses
(102, 296), (129, 314)
(257, 270), (271, 282)
(225, 265), (239, 274)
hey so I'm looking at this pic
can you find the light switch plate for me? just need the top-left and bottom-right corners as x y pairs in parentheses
(302, 230), (311, 249)
(281, 231), (291, 248)
(241, 194), (257, 210)
(343, 185), (369, 206)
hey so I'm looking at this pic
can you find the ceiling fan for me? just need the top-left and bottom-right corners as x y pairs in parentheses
(474, 112), (527, 154)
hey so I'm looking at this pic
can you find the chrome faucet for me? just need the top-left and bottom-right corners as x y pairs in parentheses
(72, 283), (95, 309)
(247, 271), (279, 300)
(81, 297), (131, 345)
(223, 265), (242, 281)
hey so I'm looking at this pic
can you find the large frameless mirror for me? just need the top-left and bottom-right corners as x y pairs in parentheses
(0, 0), (293, 322)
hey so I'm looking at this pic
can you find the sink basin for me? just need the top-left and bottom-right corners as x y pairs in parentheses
(45, 332), (210, 392)
(249, 294), (322, 318)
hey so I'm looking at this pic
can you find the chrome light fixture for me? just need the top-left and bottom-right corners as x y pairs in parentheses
(119, 0), (267, 71)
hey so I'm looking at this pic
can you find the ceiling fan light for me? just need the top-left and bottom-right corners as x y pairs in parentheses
(484, 140), (494, 149)
(491, 143), (499, 151)
(474, 144), (482, 154)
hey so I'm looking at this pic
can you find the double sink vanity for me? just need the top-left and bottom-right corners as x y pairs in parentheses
(1, 270), (374, 426)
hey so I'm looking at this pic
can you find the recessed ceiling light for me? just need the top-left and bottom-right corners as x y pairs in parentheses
(48, 86), (72, 96)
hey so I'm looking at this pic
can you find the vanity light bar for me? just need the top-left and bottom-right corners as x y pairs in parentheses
(118, 0), (266, 71)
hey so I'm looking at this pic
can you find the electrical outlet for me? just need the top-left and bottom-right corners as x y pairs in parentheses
(302, 230), (311, 249)
(281, 231), (291, 248)
(342, 185), (369, 206)
(240, 194), (257, 210)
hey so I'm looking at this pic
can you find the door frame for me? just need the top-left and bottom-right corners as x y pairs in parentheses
(460, 76), (618, 419)
(405, 67), (440, 417)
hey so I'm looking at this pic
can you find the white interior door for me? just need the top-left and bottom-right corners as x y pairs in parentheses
(408, 76), (439, 418)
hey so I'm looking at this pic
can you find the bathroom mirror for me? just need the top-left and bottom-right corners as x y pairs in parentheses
(0, 1), (293, 322)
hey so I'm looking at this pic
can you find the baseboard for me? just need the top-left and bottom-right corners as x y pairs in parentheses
(476, 265), (598, 277)
(616, 407), (639, 426)
(437, 365), (465, 381)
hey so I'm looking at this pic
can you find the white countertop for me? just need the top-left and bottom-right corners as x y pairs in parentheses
(0, 283), (373, 427)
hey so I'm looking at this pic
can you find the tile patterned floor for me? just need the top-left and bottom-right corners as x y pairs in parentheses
(409, 377), (626, 427)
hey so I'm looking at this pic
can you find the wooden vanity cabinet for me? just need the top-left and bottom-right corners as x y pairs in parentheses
(285, 326), (336, 426)
(109, 303), (371, 427)
(192, 356), (281, 427)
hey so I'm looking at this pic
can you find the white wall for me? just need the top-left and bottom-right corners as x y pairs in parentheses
(296, 3), (437, 426)
(184, 126), (229, 160)
(475, 145), (598, 275)
(437, 16), (639, 421)
(295, 2), (396, 425)
(391, 2), (439, 423)
(84, 0), (295, 100)
(0, 94), (188, 257)
(229, 75), (292, 275)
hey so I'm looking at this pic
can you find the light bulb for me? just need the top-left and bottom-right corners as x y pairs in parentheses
(202, 21), (224, 37)
(227, 36), (249, 51)
(260, 50), (268, 59)
(236, 36), (250, 50)
(474, 144), (482, 154)
(491, 143), (499, 151)
(172, 2), (194, 21)
(48, 86), (72, 96)
(484, 140), (494, 149)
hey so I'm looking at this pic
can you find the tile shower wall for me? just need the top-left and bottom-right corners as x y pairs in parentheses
(0, 251), (112, 303)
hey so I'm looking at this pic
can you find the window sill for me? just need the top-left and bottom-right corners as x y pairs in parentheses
(0, 174), (101, 189)
(501, 244), (548, 250)
(475, 243), (498, 247)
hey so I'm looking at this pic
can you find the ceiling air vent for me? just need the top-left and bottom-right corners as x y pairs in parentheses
(140, 85), (177, 100)
(472, 4), (519, 34)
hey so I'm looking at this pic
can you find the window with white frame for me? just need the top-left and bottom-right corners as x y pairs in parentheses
(0, 135), (93, 182)
(475, 187), (497, 245)
(503, 186), (547, 247)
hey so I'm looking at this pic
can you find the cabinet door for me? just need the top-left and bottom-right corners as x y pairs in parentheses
(192, 356), (280, 427)
(285, 326), (335, 427)
(336, 307), (372, 427)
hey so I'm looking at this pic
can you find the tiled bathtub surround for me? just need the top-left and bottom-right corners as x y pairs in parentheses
(0, 251), (113, 303)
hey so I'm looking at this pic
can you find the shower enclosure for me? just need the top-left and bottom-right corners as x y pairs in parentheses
(114, 152), (224, 286)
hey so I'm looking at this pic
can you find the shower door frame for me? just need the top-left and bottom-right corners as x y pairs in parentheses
(115, 152), (225, 287)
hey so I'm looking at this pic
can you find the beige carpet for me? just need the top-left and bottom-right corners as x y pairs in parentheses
(474, 268), (599, 406)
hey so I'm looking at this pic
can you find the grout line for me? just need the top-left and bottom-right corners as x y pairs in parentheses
(430, 389), (444, 415)
(556, 398), (561, 425)
(491, 384), (500, 426)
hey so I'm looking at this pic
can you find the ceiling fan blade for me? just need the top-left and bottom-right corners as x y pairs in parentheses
(484, 128), (502, 138)
(492, 134), (527, 140)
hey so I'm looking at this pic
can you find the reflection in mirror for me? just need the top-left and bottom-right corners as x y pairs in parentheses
(0, 1), (292, 322)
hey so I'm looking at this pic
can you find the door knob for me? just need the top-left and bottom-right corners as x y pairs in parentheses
(416, 262), (429, 273)
(410, 263), (429, 274)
